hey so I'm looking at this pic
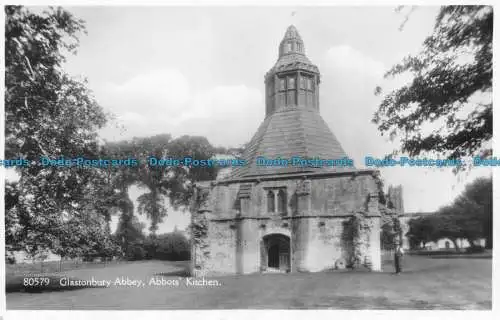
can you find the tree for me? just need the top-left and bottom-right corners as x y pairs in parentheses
(166, 135), (219, 209)
(115, 214), (146, 260)
(439, 176), (492, 248)
(150, 231), (190, 261)
(102, 134), (171, 235)
(380, 218), (398, 250)
(5, 182), (21, 250)
(407, 176), (492, 250)
(5, 6), (114, 258)
(463, 176), (492, 248)
(103, 134), (218, 235)
(407, 215), (439, 248)
(374, 6), (493, 161)
(429, 209), (465, 252)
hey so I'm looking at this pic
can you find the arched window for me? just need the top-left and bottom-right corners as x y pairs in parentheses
(300, 76), (306, 89)
(277, 189), (287, 214)
(288, 77), (295, 89)
(267, 190), (275, 213)
(279, 78), (286, 91)
(307, 78), (313, 90)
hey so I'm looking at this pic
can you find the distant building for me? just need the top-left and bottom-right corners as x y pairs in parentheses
(422, 238), (486, 251)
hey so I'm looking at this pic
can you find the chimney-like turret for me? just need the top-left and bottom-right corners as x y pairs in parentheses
(264, 25), (321, 117)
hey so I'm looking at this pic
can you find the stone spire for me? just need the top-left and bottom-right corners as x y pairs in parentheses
(279, 25), (305, 57)
(265, 25), (320, 117)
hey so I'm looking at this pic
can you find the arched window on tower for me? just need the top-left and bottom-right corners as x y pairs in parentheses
(307, 78), (313, 91)
(279, 78), (286, 91)
(277, 189), (287, 215)
(300, 76), (306, 89)
(267, 190), (275, 213)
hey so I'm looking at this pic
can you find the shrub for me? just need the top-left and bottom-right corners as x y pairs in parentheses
(466, 246), (485, 253)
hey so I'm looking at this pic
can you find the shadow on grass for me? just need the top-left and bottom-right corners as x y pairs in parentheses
(154, 268), (191, 277)
(6, 275), (107, 293)
(429, 255), (492, 259)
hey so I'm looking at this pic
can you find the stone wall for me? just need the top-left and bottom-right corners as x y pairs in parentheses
(295, 216), (351, 272)
(196, 172), (382, 275)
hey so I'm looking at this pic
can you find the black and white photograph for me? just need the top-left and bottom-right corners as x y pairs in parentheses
(1, 3), (494, 311)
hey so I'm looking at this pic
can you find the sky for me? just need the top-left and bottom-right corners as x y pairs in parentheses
(11, 6), (492, 234)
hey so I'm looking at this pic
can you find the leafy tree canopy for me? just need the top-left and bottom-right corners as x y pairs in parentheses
(407, 176), (492, 249)
(374, 6), (492, 161)
(102, 134), (218, 234)
(5, 6), (112, 258)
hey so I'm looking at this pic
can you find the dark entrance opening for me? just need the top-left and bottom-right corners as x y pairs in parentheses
(262, 234), (291, 272)
(268, 244), (280, 268)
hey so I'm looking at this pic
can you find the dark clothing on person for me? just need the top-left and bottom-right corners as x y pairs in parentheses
(395, 255), (401, 273)
(394, 248), (403, 274)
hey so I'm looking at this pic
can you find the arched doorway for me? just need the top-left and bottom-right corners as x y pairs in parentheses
(261, 234), (290, 272)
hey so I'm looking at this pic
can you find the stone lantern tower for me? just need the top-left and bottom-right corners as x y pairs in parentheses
(265, 25), (320, 116)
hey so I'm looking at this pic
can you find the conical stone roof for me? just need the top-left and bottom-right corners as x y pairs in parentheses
(229, 107), (353, 179)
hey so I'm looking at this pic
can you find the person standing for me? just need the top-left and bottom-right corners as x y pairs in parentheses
(394, 244), (404, 275)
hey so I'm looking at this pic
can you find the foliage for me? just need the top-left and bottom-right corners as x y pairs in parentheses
(374, 6), (493, 161)
(440, 176), (492, 248)
(102, 134), (218, 234)
(147, 231), (190, 261)
(114, 214), (146, 259)
(407, 215), (439, 248)
(347, 213), (371, 268)
(5, 5), (232, 261)
(5, 6), (106, 159)
(115, 215), (146, 243)
(373, 174), (386, 205)
(190, 186), (211, 245)
(213, 145), (246, 157)
(381, 216), (401, 250)
(407, 175), (492, 249)
(4, 6), (117, 259)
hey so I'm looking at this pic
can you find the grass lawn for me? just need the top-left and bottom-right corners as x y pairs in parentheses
(6, 255), (491, 310)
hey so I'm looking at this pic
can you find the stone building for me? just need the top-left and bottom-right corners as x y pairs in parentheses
(192, 25), (383, 275)
(385, 185), (408, 249)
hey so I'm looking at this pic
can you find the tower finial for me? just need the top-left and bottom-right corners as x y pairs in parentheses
(279, 25), (304, 57)
(290, 10), (297, 25)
